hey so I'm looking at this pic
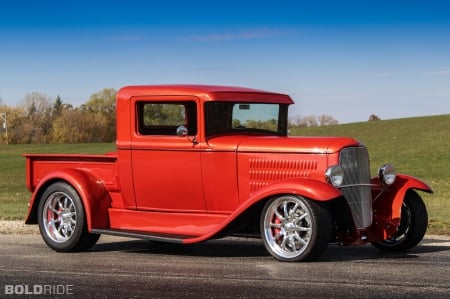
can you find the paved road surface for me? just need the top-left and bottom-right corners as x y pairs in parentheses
(1, 234), (449, 298)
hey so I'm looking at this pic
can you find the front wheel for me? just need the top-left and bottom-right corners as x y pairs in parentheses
(372, 190), (428, 252)
(37, 182), (100, 252)
(260, 195), (332, 262)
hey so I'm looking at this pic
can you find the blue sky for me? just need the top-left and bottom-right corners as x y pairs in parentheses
(1, 0), (449, 123)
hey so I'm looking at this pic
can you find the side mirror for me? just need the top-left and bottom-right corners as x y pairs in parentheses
(176, 125), (198, 145)
(176, 126), (188, 137)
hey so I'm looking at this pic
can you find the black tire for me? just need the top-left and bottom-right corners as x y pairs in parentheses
(260, 195), (332, 262)
(372, 190), (428, 252)
(37, 182), (100, 252)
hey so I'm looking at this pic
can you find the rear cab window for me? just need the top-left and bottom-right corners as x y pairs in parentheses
(137, 101), (197, 136)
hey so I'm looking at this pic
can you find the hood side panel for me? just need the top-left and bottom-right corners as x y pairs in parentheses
(237, 152), (329, 201)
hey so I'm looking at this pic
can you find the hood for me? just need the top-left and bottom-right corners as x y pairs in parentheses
(206, 135), (361, 154)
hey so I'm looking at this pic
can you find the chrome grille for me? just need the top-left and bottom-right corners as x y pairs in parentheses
(339, 147), (372, 228)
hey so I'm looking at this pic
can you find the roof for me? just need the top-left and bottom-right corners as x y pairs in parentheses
(117, 84), (294, 104)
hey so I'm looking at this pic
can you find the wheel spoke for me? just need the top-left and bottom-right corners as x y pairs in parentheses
(63, 197), (69, 209)
(280, 236), (288, 251)
(282, 201), (289, 219)
(274, 230), (283, 241)
(270, 222), (282, 229)
(274, 209), (284, 221)
(297, 226), (311, 232)
(294, 233), (308, 245)
(297, 213), (308, 221)
(288, 203), (299, 219)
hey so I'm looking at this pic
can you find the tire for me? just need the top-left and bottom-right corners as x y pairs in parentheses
(37, 182), (100, 252)
(372, 190), (428, 252)
(260, 195), (332, 262)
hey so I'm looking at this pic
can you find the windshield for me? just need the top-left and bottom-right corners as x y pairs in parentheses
(205, 102), (288, 137)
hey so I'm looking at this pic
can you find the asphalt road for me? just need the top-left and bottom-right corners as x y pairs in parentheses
(1, 234), (449, 298)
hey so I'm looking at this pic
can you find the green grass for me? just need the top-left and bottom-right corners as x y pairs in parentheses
(1, 114), (449, 235)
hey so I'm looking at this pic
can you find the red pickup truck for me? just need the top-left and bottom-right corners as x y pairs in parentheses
(24, 85), (432, 262)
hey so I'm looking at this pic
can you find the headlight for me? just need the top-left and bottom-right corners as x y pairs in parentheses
(378, 163), (396, 185)
(325, 165), (344, 187)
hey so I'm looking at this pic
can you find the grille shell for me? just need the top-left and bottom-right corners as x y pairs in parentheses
(339, 147), (372, 229)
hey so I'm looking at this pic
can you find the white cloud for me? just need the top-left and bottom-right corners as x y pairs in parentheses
(423, 69), (450, 76)
(187, 28), (288, 42)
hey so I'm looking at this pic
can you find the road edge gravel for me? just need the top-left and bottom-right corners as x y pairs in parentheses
(0, 220), (39, 235)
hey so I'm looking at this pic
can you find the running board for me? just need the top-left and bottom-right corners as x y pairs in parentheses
(91, 229), (197, 244)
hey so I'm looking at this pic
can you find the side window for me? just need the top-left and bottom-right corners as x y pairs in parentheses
(137, 101), (197, 135)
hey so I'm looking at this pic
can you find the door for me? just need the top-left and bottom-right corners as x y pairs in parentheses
(131, 98), (205, 212)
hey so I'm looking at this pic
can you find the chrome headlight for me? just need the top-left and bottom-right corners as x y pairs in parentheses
(325, 165), (344, 187)
(378, 163), (396, 185)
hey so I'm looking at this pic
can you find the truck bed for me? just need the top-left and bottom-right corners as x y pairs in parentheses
(23, 153), (118, 192)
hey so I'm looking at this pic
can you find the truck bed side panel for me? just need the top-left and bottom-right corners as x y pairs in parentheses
(24, 154), (119, 192)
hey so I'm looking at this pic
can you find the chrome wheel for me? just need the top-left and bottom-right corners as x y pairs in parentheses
(38, 182), (100, 252)
(263, 196), (312, 259)
(261, 195), (331, 262)
(42, 191), (77, 243)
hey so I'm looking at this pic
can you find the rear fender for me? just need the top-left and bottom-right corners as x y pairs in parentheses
(183, 178), (341, 244)
(25, 169), (111, 230)
(371, 174), (432, 241)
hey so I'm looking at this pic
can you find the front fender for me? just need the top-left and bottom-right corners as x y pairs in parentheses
(183, 178), (340, 244)
(25, 169), (111, 230)
(371, 174), (432, 241)
(247, 178), (342, 202)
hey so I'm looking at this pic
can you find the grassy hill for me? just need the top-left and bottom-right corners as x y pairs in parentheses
(291, 114), (450, 234)
(0, 114), (448, 235)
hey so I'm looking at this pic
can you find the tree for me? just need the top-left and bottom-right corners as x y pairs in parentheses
(142, 103), (186, 126)
(1, 104), (27, 144)
(289, 114), (338, 128)
(317, 114), (338, 126)
(302, 115), (319, 127)
(19, 93), (53, 143)
(51, 108), (109, 143)
(53, 95), (63, 117)
(369, 114), (381, 121)
(81, 88), (117, 141)
(1, 89), (119, 144)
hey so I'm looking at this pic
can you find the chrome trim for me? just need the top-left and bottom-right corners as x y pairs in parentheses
(339, 147), (372, 229)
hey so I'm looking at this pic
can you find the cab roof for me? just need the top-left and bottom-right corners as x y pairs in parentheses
(117, 84), (294, 104)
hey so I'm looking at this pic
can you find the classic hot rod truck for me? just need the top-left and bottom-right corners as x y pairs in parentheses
(24, 85), (432, 262)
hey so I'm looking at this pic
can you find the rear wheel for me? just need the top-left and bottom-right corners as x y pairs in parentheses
(260, 195), (332, 262)
(37, 182), (100, 252)
(372, 190), (428, 252)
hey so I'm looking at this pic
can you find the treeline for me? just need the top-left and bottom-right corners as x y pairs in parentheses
(288, 114), (339, 127)
(0, 88), (341, 144)
(0, 88), (116, 144)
